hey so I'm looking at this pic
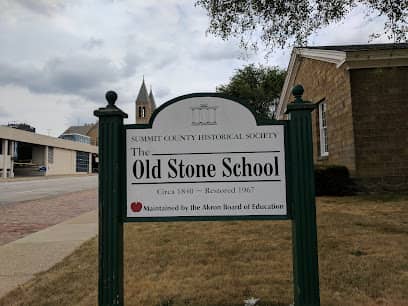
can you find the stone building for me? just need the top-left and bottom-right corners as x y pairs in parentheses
(276, 43), (408, 191)
(135, 78), (156, 124)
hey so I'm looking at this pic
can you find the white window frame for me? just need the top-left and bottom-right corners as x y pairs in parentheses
(318, 102), (329, 157)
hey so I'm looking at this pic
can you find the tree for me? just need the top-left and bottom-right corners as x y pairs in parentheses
(195, 0), (408, 51)
(217, 64), (286, 120)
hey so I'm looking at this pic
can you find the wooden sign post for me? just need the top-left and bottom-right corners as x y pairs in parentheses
(94, 85), (320, 306)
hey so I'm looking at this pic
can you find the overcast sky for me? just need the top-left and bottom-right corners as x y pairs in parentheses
(0, 0), (391, 136)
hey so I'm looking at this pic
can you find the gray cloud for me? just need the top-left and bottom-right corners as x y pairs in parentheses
(65, 98), (98, 128)
(11, 0), (67, 16)
(0, 55), (123, 102)
(192, 43), (243, 61)
(83, 37), (104, 50)
(122, 52), (144, 78)
(122, 39), (180, 77)
(0, 105), (10, 120)
(0, 0), (391, 136)
(43, 56), (119, 93)
(154, 87), (171, 100)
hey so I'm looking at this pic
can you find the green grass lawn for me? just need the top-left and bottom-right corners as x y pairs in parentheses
(1, 195), (407, 306)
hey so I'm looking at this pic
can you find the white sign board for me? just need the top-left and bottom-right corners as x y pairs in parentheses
(126, 95), (287, 219)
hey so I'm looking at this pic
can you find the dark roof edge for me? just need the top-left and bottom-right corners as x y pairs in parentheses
(302, 43), (408, 52)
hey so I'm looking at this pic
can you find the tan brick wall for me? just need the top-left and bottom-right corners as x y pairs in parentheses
(289, 58), (356, 173)
(350, 67), (408, 190)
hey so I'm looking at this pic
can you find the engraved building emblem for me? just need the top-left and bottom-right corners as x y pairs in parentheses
(191, 104), (218, 126)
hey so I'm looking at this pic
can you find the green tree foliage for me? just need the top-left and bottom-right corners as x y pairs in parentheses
(217, 64), (286, 120)
(195, 0), (408, 50)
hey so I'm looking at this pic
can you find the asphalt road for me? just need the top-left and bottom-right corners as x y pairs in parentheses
(0, 176), (98, 204)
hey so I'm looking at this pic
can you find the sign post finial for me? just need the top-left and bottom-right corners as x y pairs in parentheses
(105, 90), (118, 106)
(292, 84), (305, 104)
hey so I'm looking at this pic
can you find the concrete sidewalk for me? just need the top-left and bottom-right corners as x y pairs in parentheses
(0, 209), (98, 298)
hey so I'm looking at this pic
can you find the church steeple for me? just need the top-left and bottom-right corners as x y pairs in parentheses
(136, 78), (149, 104)
(149, 86), (156, 109)
(135, 78), (156, 124)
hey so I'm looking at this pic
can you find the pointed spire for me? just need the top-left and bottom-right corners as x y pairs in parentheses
(149, 86), (156, 110)
(136, 78), (149, 104)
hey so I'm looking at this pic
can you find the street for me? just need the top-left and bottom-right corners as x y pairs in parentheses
(0, 175), (98, 204)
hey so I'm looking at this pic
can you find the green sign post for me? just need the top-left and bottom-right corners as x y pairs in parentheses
(94, 91), (126, 306)
(286, 85), (320, 305)
(94, 85), (320, 306)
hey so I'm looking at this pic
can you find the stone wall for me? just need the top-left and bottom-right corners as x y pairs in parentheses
(136, 102), (155, 124)
(290, 58), (357, 173)
(350, 67), (408, 191)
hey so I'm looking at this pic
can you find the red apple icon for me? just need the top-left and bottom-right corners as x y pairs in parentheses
(131, 201), (143, 212)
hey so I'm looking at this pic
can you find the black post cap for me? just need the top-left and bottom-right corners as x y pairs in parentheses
(292, 84), (304, 97)
(106, 91), (117, 106)
(94, 90), (128, 118)
(292, 84), (304, 104)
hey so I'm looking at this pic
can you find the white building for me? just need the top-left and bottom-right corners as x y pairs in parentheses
(0, 126), (98, 178)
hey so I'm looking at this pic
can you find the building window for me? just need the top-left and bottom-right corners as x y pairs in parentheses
(59, 133), (90, 144)
(138, 106), (146, 118)
(76, 151), (89, 172)
(318, 102), (329, 156)
(48, 147), (54, 164)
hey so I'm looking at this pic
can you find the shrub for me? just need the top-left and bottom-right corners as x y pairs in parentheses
(315, 165), (354, 196)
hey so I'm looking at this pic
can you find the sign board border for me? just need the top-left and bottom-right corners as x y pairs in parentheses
(122, 92), (292, 223)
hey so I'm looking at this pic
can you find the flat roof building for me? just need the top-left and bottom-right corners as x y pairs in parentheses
(0, 125), (98, 178)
